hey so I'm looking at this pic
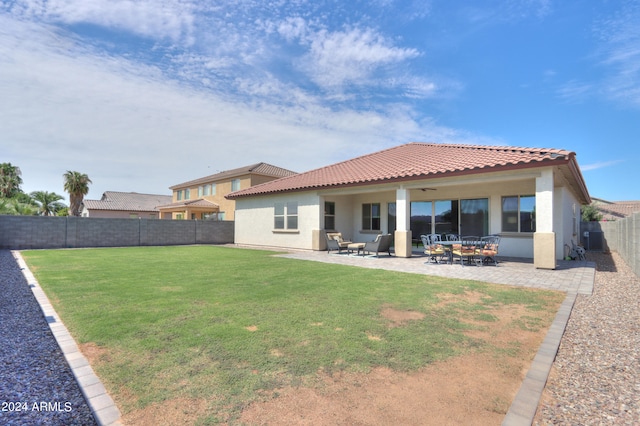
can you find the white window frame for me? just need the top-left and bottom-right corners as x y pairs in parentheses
(274, 202), (298, 230)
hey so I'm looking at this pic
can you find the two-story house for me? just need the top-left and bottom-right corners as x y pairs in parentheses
(158, 163), (296, 220)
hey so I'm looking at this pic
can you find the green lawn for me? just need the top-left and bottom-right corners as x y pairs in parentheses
(22, 246), (563, 423)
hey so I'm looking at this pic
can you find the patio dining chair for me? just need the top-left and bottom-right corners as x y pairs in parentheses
(422, 234), (446, 264)
(451, 236), (480, 266)
(476, 235), (501, 266)
(445, 234), (460, 241)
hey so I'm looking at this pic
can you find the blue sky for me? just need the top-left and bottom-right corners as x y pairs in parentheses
(1, 0), (639, 202)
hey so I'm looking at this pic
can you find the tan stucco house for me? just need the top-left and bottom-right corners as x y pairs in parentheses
(226, 142), (591, 269)
(158, 163), (296, 220)
(82, 191), (173, 219)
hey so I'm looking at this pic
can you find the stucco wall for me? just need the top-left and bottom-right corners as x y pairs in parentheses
(231, 167), (584, 260)
(234, 192), (321, 250)
(0, 216), (234, 249)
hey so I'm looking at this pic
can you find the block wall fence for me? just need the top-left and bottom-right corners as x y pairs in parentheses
(0, 216), (234, 250)
(581, 212), (640, 278)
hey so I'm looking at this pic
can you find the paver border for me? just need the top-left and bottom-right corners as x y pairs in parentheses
(502, 291), (578, 425)
(13, 251), (122, 426)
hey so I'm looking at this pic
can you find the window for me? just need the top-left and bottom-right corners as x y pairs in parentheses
(176, 190), (183, 201)
(402, 198), (486, 236)
(435, 200), (458, 235)
(231, 179), (241, 191)
(274, 202), (298, 230)
(324, 202), (336, 230)
(388, 202), (396, 232)
(203, 185), (210, 196)
(362, 203), (381, 231)
(184, 189), (191, 200)
(211, 184), (216, 196)
(460, 198), (488, 236)
(502, 195), (535, 232)
(198, 186), (204, 197)
(410, 201), (432, 237)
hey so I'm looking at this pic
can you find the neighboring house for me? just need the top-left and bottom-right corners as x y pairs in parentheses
(227, 142), (591, 269)
(158, 162), (296, 221)
(81, 191), (173, 219)
(591, 198), (640, 221)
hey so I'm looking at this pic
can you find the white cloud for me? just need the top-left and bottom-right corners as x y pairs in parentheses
(593, 1), (640, 108)
(556, 80), (593, 103)
(5, 0), (196, 43)
(303, 27), (420, 89)
(0, 15), (484, 198)
(277, 16), (308, 42)
(581, 160), (625, 172)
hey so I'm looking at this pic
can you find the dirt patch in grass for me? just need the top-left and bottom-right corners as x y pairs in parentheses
(237, 295), (555, 426)
(80, 342), (110, 363)
(83, 291), (559, 425)
(381, 305), (427, 328)
(122, 398), (211, 426)
(239, 352), (520, 425)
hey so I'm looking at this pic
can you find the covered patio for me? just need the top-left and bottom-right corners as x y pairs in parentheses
(157, 198), (221, 220)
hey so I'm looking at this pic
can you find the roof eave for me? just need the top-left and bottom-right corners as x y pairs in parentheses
(226, 160), (570, 199)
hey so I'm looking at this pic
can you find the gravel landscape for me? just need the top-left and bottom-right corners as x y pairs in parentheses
(535, 251), (640, 425)
(0, 250), (96, 426)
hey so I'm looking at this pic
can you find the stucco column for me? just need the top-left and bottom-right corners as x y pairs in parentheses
(534, 168), (556, 269)
(394, 187), (412, 258)
(312, 196), (324, 251)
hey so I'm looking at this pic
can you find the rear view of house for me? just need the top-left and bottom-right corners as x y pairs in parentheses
(227, 142), (591, 269)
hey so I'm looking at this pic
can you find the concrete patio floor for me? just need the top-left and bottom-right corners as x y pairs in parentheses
(277, 248), (595, 296)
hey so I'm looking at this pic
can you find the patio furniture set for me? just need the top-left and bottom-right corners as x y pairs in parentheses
(325, 231), (499, 265)
(325, 232), (393, 258)
(422, 234), (501, 266)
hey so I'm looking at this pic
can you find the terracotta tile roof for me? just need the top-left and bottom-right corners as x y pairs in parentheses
(82, 191), (172, 212)
(157, 199), (220, 210)
(227, 142), (579, 199)
(592, 198), (640, 220)
(170, 162), (297, 189)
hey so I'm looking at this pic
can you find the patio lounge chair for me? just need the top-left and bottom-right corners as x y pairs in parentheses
(476, 235), (501, 266)
(325, 232), (352, 254)
(421, 234), (446, 264)
(362, 234), (393, 257)
(451, 236), (480, 266)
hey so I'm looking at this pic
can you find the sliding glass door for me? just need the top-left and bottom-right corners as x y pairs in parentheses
(460, 198), (488, 236)
(388, 198), (488, 237)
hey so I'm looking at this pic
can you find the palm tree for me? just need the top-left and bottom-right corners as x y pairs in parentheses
(30, 191), (65, 216)
(63, 171), (92, 216)
(12, 199), (38, 216)
(0, 163), (23, 198)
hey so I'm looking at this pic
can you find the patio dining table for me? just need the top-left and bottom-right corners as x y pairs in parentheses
(436, 240), (485, 265)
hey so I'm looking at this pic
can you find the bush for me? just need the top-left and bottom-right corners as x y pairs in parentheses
(581, 204), (603, 222)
